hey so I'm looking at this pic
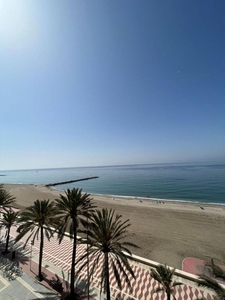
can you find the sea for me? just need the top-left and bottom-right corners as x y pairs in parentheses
(0, 162), (225, 205)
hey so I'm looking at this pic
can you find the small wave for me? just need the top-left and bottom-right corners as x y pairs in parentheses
(88, 193), (225, 207)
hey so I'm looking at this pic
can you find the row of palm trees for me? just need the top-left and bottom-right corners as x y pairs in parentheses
(0, 186), (137, 299)
(0, 184), (224, 300)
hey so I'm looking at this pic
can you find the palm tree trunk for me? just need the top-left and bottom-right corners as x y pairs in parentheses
(38, 226), (44, 281)
(70, 224), (77, 297)
(5, 227), (10, 253)
(166, 291), (171, 300)
(105, 252), (111, 300)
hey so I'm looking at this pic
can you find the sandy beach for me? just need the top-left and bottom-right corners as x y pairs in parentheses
(3, 184), (225, 269)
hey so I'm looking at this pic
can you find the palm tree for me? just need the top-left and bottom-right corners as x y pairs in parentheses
(1, 209), (19, 253)
(0, 184), (16, 208)
(0, 185), (16, 240)
(77, 208), (138, 300)
(198, 274), (225, 300)
(206, 258), (225, 281)
(15, 199), (57, 281)
(54, 188), (94, 299)
(150, 264), (183, 300)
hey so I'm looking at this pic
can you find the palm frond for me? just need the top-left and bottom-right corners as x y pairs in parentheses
(151, 268), (164, 284)
(150, 264), (182, 299)
(206, 258), (225, 281)
(172, 282), (183, 288)
(198, 274), (225, 295)
(0, 186), (16, 207)
(55, 188), (94, 240)
(155, 287), (164, 293)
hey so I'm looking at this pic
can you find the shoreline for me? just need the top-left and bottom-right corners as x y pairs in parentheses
(80, 192), (225, 207)
(45, 184), (225, 208)
(2, 181), (225, 207)
(3, 183), (225, 269)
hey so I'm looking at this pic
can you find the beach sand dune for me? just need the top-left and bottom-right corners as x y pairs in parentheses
(3, 184), (225, 269)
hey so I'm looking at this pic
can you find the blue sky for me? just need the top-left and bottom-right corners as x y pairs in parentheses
(1, 0), (225, 170)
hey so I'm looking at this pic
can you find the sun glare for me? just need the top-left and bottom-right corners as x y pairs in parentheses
(0, 0), (38, 51)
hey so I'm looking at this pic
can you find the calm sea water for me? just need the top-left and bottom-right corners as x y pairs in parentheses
(0, 162), (225, 205)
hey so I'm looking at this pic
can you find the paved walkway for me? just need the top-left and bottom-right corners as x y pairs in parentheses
(0, 234), (94, 299)
(0, 253), (60, 300)
(2, 227), (217, 300)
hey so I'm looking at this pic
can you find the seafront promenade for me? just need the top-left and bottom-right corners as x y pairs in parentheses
(0, 226), (216, 300)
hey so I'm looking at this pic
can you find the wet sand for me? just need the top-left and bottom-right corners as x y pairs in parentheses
(3, 184), (225, 269)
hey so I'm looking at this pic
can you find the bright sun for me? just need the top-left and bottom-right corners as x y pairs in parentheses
(0, 0), (37, 50)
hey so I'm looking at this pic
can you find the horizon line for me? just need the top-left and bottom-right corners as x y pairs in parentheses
(1, 159), (225, 172)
